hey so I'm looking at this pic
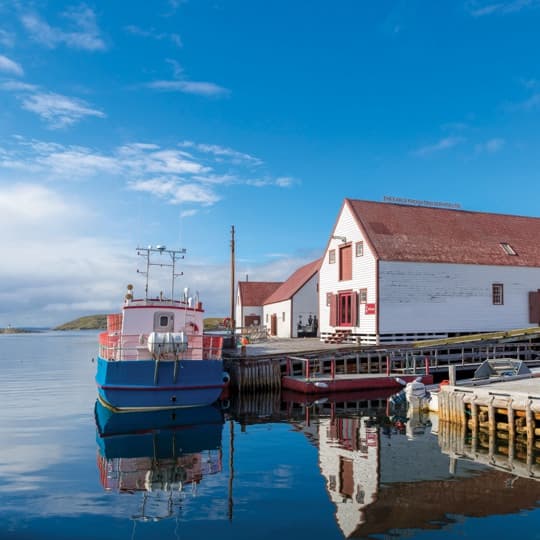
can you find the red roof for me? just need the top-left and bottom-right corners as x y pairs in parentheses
(264, 258), (322, 305)
(238, 281), (282, 307)
(347, 199), (540, 267)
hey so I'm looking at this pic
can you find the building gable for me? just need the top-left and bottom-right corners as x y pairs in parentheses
(264, 258), (322, 305)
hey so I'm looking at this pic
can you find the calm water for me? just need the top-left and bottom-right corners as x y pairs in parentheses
(0, 331), (538, 540)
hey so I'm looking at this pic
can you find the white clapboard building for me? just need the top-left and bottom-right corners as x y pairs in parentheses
(320, 198), (540, 345)
(236, 281), (282, 330)
(263, 258), (321, 338)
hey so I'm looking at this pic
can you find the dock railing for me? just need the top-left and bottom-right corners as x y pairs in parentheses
(284, 354), (426, 381)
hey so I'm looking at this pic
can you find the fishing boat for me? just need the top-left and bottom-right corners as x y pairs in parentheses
(96, 245), (229, 411)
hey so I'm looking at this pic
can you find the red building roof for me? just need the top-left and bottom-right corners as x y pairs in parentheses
(264, 258), (322, 305)
(346, 199), (540, 267)
(238, 281), (282, 307)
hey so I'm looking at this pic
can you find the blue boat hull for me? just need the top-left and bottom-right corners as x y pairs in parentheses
(94, 400), (224, 458)
(95, 356), (226, 411)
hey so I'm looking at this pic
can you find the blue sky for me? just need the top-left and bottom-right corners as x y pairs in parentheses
(2, 0), (540, 325)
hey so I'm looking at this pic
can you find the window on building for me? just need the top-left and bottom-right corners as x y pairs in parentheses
(492, 283), (504, 305)
(329, 249), (336, 264)
(282, 312), (286, 322)
(359, 288), (367, 303)
(326, 292), (332, 306)
(500, 242), (517, 256)
(355, 241), (364, 257)
(339, 244), (352, 281)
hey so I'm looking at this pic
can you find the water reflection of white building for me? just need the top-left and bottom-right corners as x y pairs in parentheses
(318, 417), (379, 537)
(307, 408), (540, 538)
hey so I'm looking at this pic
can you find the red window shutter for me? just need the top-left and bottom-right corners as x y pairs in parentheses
(351, 291), (358, 327)
(339, 245), (352, 281)
(529, 290), (540, 324)
(329, 294), (338, 326)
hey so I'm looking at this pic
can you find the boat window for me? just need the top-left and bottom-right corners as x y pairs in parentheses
(154, 312), (175, 331)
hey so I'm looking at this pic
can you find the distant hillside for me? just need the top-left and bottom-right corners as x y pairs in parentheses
(55, 315), (225, 332)
(204, 317), (226, 330)
(0, 327), (38, 334)
(55, 315), (108, 331)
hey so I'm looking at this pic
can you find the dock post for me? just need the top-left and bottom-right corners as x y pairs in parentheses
(424, 356), (430, 375)
(386, 355), (390, 376)
(488, 396), (496, 435)
(449, 365), (456, 386)
(470, 402), (478, 431)
(507, 399), (515, 467)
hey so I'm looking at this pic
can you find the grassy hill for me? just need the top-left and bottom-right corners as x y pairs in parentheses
(55, 315), (226, 331)
(0, 327), (37, 334)
(54, 315), (108, 331)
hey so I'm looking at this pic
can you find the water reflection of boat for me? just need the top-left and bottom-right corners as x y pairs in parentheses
(95, 401), (224, 521)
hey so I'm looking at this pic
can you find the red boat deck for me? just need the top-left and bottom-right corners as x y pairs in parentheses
(282, 372), (433, 394)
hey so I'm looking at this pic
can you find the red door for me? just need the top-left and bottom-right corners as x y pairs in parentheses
(270, 314), (277, 336)
(338, 292), (353, 326)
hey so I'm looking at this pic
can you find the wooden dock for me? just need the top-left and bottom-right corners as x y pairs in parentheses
(223, 328), (540, 392)
(436, 377), (540, 480)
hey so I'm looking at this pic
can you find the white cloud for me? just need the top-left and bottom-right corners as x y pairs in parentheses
(275, 176), (295, 187)
(0, 137), (296, 218)
(21, 4), (105, 51)
(0, 80), (37, 91)
(146, 60), (229, 97)
(0, 28), (15, 47)
(180, 209), (198, 218)
(37, 149), (120, 176)
(125, 25), (182, 47)
(475, 138), (505, 153)
(0, 183), (75, 224)
(413, 136), (465, 156)
(20, 91), (105, 128)
(129, 177), (220, 205)
(467, 0), (540, 16)
(180, 141), (263, 166)
(148, 79), (229, 97)
(1, 81), (105, 128)
(510, 92), (540, 110)
(0, 54), (23, 76)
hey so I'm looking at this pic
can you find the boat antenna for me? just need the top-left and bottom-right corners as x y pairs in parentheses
(136, 245), (186, 301)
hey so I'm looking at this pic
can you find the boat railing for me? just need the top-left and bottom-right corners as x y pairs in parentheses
(98, 332), (223, 361)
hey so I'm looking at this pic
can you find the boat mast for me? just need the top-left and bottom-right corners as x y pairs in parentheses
(136, 245), (186, 301)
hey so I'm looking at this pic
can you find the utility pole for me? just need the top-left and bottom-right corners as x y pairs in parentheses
(230, 225), (236, 336)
